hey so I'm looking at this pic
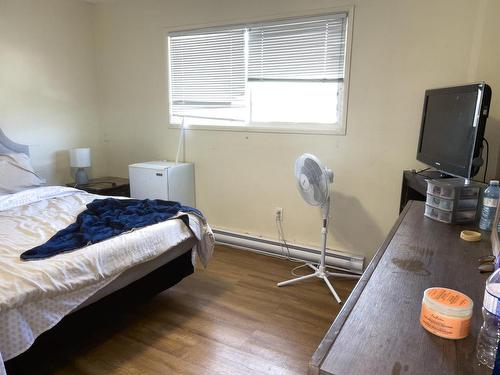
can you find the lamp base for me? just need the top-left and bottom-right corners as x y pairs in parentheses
(75, 168), (89, 185)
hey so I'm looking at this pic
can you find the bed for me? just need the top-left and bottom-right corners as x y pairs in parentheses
(0, 130), (214, 374)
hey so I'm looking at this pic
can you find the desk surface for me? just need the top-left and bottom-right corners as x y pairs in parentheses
(66, 177), (129, 194)
(311, 201), (492, 375)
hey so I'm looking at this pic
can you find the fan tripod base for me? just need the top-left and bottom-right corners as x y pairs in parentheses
(277, 263), (361, 304)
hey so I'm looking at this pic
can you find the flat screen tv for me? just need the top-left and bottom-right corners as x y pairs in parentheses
(416, 82), (491, 179)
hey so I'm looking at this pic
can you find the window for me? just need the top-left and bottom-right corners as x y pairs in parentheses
(168, 12), (349, 133)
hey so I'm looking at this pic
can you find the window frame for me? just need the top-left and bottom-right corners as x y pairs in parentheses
(165, 6), (354, 135)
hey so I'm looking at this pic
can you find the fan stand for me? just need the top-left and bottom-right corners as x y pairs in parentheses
(276, 197), (361, 304)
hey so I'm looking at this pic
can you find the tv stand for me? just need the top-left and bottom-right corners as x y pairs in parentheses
(399, 170), (452, 212)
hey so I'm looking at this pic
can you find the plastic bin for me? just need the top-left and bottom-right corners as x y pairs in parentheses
(424, 204), (477, 224)
(426, 178), (481, 200)
(426, 193), (479, 212)
(425, 204), (453, 223)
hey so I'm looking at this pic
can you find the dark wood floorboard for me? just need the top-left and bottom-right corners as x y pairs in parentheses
(7, 245), (356, 375)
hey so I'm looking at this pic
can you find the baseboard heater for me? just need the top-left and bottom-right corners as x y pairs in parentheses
(213, 228), (364, 274)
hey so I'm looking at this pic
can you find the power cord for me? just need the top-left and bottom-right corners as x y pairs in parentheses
(275, 216), (302, 263)
(483, 138), (489, 183)
(412, 167), (436, 180)
(274, 212), (360, 278)
(416, 167), (431, 174)
(291, 263), (309, 276)
(275, 217), (312, 277)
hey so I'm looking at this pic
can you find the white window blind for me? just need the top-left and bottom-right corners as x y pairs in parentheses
(248, 14), (347, 81)
(169, 27), (246, 124)
(168, 12), (349, 129)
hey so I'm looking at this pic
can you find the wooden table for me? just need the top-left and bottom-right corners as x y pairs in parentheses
(400, 170), (446, 212)
(310, 201), (492, 375)
(66, 176), (130, 197)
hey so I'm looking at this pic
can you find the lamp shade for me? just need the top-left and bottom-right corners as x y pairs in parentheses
(69, 148), (91, 168)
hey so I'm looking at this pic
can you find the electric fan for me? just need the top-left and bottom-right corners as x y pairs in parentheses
(277, 154), (360, 304)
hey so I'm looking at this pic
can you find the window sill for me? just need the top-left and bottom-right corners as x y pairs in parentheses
(168, 123), (346, 135)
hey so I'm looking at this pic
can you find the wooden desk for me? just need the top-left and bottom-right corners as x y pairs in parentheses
(310, 201), (492, 375)
(66, 176), (130, 197)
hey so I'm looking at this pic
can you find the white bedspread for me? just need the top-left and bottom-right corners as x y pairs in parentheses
(0, 186), (214, 372)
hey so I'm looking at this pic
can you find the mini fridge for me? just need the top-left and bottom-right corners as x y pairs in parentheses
(128, 161), (195, 207)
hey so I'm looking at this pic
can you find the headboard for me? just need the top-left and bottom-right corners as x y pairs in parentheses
(0, 129), (30, 156)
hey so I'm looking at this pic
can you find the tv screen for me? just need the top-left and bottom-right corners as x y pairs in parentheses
(416, 83), (491, 179)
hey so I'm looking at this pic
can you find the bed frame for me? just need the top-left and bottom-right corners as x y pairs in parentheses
(5, 248), (195, 373)
(0, 129), (197, 367)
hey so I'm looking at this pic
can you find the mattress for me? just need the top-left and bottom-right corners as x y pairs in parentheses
(76, 236), (195, 310)
(0, 186), (214, 374)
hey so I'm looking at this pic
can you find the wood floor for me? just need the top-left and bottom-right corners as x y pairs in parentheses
(8, 246), (356, 375)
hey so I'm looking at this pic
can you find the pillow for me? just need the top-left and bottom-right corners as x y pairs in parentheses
(0, 153), (43, 194)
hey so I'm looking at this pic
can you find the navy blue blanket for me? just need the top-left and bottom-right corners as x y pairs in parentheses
(21, 198), (203, 260)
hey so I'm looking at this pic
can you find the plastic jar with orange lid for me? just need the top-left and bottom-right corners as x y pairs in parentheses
(420, 287), (473, 339)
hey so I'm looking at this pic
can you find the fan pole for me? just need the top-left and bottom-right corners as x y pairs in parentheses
(319, 198), (329, 273)
(277, 195), (361, 304)
(319, 197), (342, 303)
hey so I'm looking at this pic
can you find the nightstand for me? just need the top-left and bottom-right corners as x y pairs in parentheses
(67, 177), (130, 197)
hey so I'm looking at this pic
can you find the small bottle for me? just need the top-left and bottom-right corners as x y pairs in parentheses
(477, 268), (500, 368)
(479, 180), (500, 231)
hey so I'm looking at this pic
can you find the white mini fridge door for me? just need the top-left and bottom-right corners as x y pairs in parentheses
(168, 164), (195, 207)
(129, 167), (169, 200)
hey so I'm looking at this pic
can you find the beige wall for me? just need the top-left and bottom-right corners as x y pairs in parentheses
(0, 0), (105, 184)
(2, 0), (497, 260)
(91, 0), (499, 260)
(475, 0), (500, 178)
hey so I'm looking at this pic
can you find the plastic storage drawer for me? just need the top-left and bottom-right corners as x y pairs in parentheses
(424, 204), (476, 224)
(426, 193), (478, 212)
(426, 179), (481, 200)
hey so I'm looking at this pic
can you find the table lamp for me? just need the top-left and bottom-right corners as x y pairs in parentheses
(69, 148), (91, 185)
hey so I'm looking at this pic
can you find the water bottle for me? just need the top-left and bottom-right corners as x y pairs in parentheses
(479, 180), (500, 231)
(477, 268), (500, 368)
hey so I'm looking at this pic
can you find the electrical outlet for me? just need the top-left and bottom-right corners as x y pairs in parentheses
(275, 207), (283, 221)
